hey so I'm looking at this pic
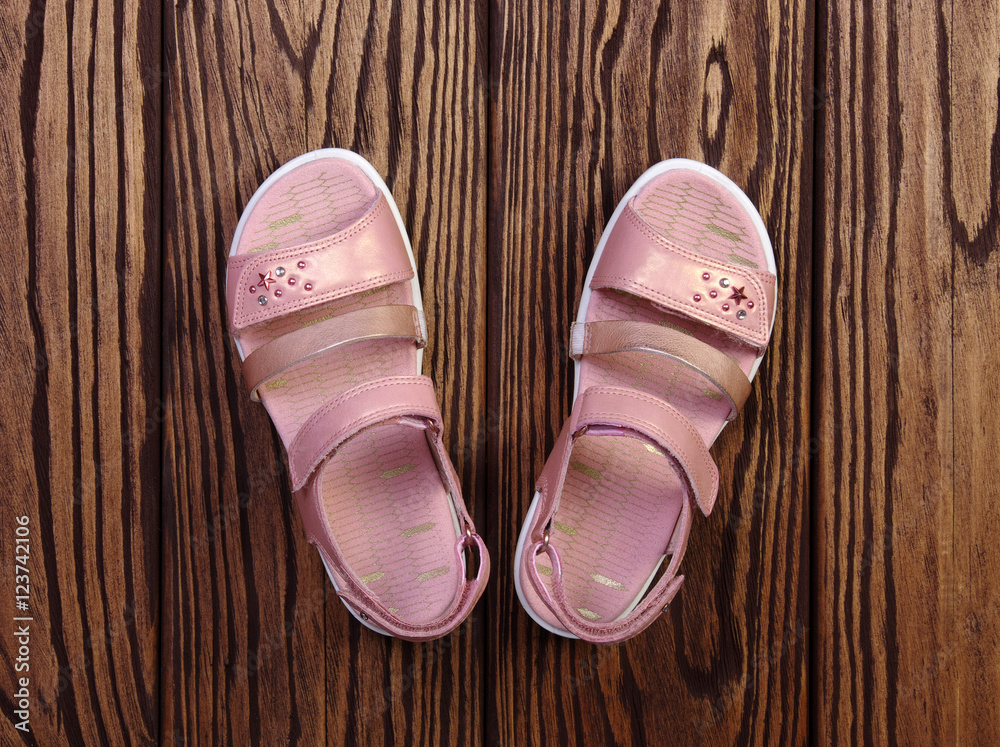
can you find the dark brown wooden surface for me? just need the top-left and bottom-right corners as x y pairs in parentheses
(812, 0), (1000, 743)
(160, 2), (322, 744)
(2, 0), (998, 745)
(0, 0), (163, 744)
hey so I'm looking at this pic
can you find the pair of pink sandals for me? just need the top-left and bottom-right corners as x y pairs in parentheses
(226, 149), (776, 643)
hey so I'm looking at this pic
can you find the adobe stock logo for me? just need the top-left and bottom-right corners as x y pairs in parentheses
(12, 514), (33, 733)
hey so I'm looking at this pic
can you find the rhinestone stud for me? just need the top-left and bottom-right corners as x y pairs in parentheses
(275, 266), (286, 277)
(720, 277), (731, 288)
(693, 294), (702, 302)
(359, 612), (369, 621)
(257, 296), (267, 306)
(722, 303), (730, 311)
(737, 310), (747, 319)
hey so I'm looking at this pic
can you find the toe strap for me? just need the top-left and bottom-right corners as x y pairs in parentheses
(589, 201), (775, 348)
(227, 195), (414, 332)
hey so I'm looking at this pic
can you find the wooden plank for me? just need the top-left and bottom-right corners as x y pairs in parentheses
(812, 0), (1000, 742)
(950, 1), (1000, 739)
(487, 2), (814, 745)
(161, 0), (488, 743)
(305, 1), (488, 743)
(0, 0), (162, 744)
(159, 2), (326, 744)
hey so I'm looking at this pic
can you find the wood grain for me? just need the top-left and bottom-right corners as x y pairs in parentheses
(486, 1), (814, 745)
(160, 0), (487, 744)
(0, 0), (162, 744)
(160, 1), (323, 743)
(812, 0), (1000, 743)
(944, 2), (1000, 744)
(950, 0), (1000, 738)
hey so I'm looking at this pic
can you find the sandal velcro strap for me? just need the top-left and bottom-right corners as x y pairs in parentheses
(574, 386), (719, 516)
(242, 305), (426, 401)
(288, 375), (442, 491)
(227, 195), (414, 332)
(589, 201), (775, 348)
(570, 320), (751, 420)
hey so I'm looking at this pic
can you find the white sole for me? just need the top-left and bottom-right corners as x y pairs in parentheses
(229, 148), (430, 638)
(513, 158), (779, 638)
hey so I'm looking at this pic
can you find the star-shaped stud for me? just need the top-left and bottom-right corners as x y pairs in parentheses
(258, 271), (276, 291)
(728, 286), (748, 305)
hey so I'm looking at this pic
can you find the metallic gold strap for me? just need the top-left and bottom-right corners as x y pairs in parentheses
(242, 305), (424, 401)
(570, 320), (751, 420)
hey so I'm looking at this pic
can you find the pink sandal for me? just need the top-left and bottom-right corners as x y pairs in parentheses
(514, 159), (777, 643)
(227, 149), (489, 641)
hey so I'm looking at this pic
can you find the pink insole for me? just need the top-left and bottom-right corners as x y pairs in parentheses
(536, 169), (768, 623)
(321, 422), (459, 625)
(233, 157), (460, 623)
